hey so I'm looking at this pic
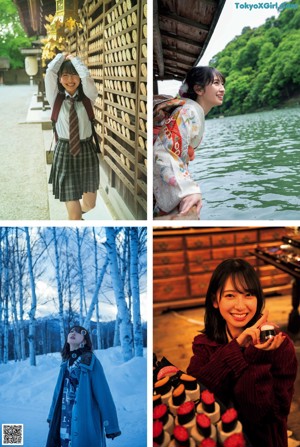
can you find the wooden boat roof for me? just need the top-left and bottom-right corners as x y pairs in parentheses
(154, 0), (226, 81)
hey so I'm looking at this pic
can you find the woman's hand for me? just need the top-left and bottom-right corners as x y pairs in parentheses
(255, 332), (286, 351)
(236, 310), (286, 351)
(178, 193), (202, 217)
(62, 52), (74, 60)
(236, 310), (268, 347)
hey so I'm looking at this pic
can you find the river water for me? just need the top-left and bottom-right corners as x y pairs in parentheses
(190, 106), (300, 220)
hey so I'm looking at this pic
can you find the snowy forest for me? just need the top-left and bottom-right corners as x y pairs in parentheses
(0, 226), (147, 365)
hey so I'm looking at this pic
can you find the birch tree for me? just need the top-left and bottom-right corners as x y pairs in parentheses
(52, 227), (65, 348)
(10, 243), (21, 361)
(16, 227), (26, 361)
(25, 227), (37, 366)
(0, 228), (4, 363)
(3, 228), (9, 363)
(76, 228), (86, 325)
(93, 227), (102, 349)
(105, 228), (133, 362)
(83, 258), (108, 328)
(130, 228), (143, 357)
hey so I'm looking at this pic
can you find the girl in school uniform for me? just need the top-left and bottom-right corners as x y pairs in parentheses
(46, 326), (121, 447)
(45, 53), (99, 220)
(187, 258), (297, 447)
(153, 66), (225, 219)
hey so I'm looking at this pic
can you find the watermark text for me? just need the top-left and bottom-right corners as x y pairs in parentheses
(235, 2), (298, 11)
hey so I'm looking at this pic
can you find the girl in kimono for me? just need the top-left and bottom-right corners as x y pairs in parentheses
(187, 258), (297, 447)
(153, 66), (225, 219)
(46, 326), (121, 447)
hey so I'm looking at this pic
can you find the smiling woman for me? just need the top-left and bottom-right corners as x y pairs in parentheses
(153, 66), (225, 220)
(187, 258), (297, 447)
(45, 53), (100, 221)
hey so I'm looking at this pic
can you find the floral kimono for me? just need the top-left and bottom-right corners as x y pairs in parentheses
(153, 96), (205, 216)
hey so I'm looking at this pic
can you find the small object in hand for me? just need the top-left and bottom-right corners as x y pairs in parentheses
(260, 324), (276, 342)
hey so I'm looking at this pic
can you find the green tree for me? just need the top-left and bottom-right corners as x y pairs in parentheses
(209, 0), (300, 115)
(0, 0), (34, 69)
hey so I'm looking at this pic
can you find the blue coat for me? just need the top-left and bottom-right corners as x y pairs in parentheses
(46, 351), (120, 447)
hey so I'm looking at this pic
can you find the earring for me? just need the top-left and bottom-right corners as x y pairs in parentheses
(80, 342), (85, 348)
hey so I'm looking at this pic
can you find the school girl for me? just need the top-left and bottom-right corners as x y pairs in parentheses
(45, 53), (99, 220)
(153, 66), (225, 219)
(46, 326), (121, 447)
(187, 258), (297, 447)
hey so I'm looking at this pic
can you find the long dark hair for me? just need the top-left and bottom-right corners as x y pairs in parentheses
(183, 66), (225, 100)
(204, 258), (265, 344)
(57, 60), (84, 99)
(61, 325), (93, 360)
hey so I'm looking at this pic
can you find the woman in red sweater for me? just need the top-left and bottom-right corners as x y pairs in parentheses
(187, 258), (297, 447)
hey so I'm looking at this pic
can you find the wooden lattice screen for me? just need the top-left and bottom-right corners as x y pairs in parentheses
(68, 0), (147, 219)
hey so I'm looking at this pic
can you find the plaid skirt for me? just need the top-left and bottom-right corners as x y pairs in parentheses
(49, 138), (100, 202)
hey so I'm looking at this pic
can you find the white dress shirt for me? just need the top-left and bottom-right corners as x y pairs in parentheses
(45, 53), (98, 139)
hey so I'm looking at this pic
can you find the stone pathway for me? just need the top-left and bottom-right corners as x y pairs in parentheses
(0, 85), (49, 220)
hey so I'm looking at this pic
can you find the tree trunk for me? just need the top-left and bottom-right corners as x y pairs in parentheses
(83, 259), (108, 328)
(25, 227), (37, 367)
(3, 229), (10, 364)
(52, 228), (65, 348)
(16, 228), (26, 361)
(105, 228), (133, 362)
(76, 229), (85, 325)
(93, 227), (101, 349)
(0, 228), (4, 363)
(130, 228), (143, 357)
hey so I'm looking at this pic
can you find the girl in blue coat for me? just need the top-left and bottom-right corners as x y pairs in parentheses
(46, 326), (121, 447)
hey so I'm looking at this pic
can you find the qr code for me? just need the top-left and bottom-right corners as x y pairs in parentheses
(2, 424), (23, 445)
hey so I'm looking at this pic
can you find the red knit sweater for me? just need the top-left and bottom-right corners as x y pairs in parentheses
(187, 334), (297, 447)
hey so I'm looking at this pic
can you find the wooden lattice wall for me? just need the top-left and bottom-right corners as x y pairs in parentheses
(68, 0), (147, 219)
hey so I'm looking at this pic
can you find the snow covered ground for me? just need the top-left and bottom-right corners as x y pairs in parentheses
(0, 347), (146, 447)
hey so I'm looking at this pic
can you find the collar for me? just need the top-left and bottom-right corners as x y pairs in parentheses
(65, 91), (78, 100)
(61, 350), (94, 370)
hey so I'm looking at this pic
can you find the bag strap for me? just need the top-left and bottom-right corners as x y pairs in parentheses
(81, 95), (95, 120)
(51, 93), (65, 141)
(51, 93), (65, 123)
(82, 95), (100, 153)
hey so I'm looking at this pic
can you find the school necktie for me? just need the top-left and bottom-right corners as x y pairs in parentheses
(69, 97), (80, 156)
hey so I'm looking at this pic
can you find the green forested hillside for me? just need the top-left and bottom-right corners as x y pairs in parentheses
(209, 0), (300, 116)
